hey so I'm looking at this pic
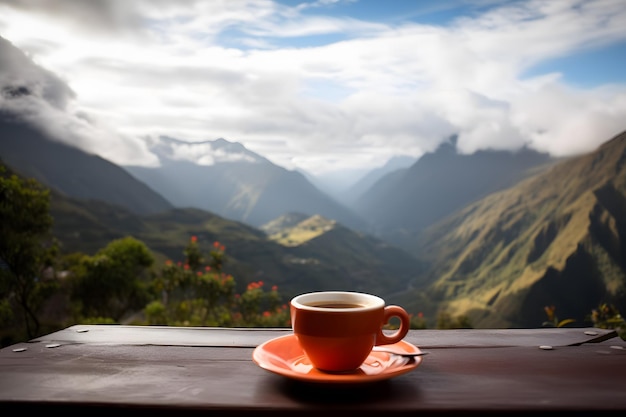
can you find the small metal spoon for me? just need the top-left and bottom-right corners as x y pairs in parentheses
(371, 347), (429, 357)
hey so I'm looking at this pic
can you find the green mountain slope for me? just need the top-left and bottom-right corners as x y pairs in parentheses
(259, 212), (311, 237)
(46, 187), (420, 302)
(265, 214), (424, 295)
(0, 116), (173, 215)
(353, 138), (555, 246)
(395, 130), (626, 328)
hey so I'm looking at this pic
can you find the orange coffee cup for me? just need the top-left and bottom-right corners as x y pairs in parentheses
(290, 291), (411, 372)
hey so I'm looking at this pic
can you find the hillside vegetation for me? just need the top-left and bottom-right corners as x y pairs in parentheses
(392, 131), (626, 328)
(2, 103), (626, 330)
(48, 192), (420, 301)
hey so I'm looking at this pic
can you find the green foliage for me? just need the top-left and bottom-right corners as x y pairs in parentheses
(0, 164), (59, 341)
(144, 301), (167, 325)
(404, 311), (472, 329)
(184, 236), (203, 270)
(436, 311), (473, 329)
(236, 280), (287, 327)
(77, 317), (117, 325)
(410, 312), (428, 329)
(148, 237), (289, 328)
(69, 236), (154, 322)
(588, 303), (626, 340)
(542, 305), (576, 328)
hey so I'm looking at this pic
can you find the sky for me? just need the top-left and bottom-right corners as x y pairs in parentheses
(0, 0), (626, 177)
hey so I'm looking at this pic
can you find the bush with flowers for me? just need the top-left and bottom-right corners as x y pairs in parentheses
(588, 302), (625, 340)
(146, 236), (289, 327)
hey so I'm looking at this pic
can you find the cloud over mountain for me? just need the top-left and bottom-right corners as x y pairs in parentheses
(0, 1), (625, 176)
(0, 36), (159, 167)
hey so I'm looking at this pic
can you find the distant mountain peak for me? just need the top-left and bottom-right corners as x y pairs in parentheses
(434, 135), (459, 154)
(147, 135), (269, 166)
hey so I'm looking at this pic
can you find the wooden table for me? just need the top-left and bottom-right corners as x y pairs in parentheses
(1, 325), (624, 415)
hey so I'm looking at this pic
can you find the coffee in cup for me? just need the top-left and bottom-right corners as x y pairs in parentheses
(290, 291), (410, 372)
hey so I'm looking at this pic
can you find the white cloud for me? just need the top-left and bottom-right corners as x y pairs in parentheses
(0, 0), (625, 175)
(511, 81), (626, 156)
(155, 140), (259, 166)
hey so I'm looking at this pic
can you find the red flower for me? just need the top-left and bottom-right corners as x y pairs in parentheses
(247, 280), (264, 290)
(191, 236), (197, 243)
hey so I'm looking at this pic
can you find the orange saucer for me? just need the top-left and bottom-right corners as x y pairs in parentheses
(252, 333), (423, 384)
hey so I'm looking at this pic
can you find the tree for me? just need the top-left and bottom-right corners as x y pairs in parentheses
(0, 164), (58, 341)
(70, 236), (154, 322)
(436, 311), (473, 329)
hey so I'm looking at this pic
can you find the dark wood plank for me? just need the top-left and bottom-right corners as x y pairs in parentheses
(27, 324), (618, 348)
(1, 326), (624, 415)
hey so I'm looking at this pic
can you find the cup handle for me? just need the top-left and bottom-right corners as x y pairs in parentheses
(375, 305), (410, 345)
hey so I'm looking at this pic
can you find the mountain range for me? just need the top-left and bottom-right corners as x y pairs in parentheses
(0, 117), (420, 299)
(353, 138), (556, 245)
(391, 130), (626, 328)
(123, 136), (367, 231)
(0, 114), (173, 215)
(4, 112), (624, 327)
(1, 33), (625, 328)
